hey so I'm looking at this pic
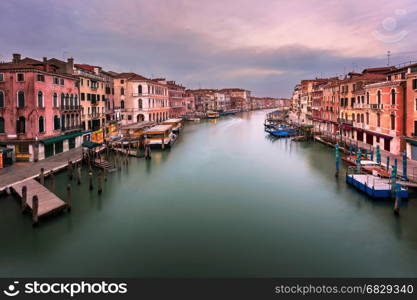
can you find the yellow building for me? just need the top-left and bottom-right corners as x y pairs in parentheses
(74, 64), (106, 131)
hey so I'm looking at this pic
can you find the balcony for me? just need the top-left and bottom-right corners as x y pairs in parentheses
(62, 125), (83, 132)
(337, 118), (353, 125)
(370, 104), (383, 110)
(60, 105), (81, 111)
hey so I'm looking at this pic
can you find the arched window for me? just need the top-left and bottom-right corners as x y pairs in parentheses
(61, 93), (65, 107)
(17, 91), (25, 108)
(138, 85), (142, 94)
(61, 115), (66, 130)
(16, 116), (25, 133)
(121, 100), (125, 109)
(74, 95), (78, 107)
(70, 94), (74, 107)
(121, 87), (125, 95)
(0, 90), (4, 108)
(38, 91), (44, 108)
(352, 114), (355, 122)
(138, 99), (142, 109)
(361, 114), (364, 123)
(53, 93), (58, 108)
(391, 89), (396, 105)
(53, 115), (60, 130)
(39, 116), (45, 133)
(366, 92), (369, 104)
(377, 113), (381, 127)
(0, 117), (4, 133)
(366, 112), (369, 124)
(391, 114), (395, 130)
(377, 90), (381, 105)
(65, 94), (69, 106)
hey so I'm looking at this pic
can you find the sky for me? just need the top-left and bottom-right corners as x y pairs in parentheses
(1, 0), (417, 97)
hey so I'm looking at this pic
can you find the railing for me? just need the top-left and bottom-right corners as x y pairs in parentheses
(337, 118), (353, 125)
(62, 125), (83, 132)
(60, 105), (81, 111)
(370, 104), (383, 110)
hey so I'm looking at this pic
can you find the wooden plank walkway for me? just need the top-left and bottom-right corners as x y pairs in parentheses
(0, 147), (82, 192)
(11, 179), (67, 218)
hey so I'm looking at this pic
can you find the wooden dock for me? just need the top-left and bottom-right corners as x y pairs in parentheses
(93, 158), (117, 172)
(11, 179), (68, 224)
(113, 147), (143, 158)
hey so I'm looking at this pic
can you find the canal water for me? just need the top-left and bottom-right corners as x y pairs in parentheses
(1, 110), (417, 277)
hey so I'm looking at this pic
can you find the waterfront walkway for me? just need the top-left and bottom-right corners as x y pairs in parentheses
(0, 147), (82, 192)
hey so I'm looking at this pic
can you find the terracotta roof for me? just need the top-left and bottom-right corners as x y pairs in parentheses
(75, 64), (95, 72)
(362, 66), (396, 74)
(116, 72), (149, 81)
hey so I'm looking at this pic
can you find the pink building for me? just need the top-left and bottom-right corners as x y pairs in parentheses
(0, 54), (81, 162)
(166, 81), (187, 118)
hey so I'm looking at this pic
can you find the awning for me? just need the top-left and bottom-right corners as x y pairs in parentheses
(82, 140), (102, 148)
(0, 147), (12, 153)
(40, 132), (82, 145)
(405, 138), (417, 146)
(355, 128), (393, 139)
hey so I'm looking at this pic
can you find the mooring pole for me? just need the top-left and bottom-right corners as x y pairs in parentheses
(21, 186), (27, 213)
(97, 170), (103, 195)
(335, 144), (340, 177)
(68, 160), (73, 180)
(32, 195), (39, 226)
(66, 184), (72, 212)
(40, 168), (45, 186)
(50, 171), (55, 193)
(77, 164), (82, 185)
(89, 168), (93, 190)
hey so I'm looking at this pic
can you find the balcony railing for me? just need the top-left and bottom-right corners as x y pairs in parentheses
(370, 104), (383, 110)
(337, 118), (353, 125)
(62, 125), (83, 132)
(60, 105), (81, 111)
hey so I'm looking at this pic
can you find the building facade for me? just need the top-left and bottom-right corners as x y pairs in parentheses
(0, 54), (82, 162)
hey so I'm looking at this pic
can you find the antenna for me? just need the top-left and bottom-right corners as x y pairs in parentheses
(387, 50), (391, 66)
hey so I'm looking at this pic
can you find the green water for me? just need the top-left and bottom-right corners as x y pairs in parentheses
(1, 110), (417, 277)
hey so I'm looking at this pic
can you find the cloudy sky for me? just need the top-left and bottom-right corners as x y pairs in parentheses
(1, 0), (417, 97)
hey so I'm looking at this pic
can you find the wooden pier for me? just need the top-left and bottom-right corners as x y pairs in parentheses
(113, 147), (142, 158)
(93, 158), (117, 172)
(11, 179), (68, 224)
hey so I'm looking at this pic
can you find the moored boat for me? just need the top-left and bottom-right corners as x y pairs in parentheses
(207, 111), (220, 118)
(163, 118), (183, 134)
(143, 125), (177, 149)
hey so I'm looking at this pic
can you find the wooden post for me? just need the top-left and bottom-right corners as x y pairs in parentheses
(89, 168), (93, 190)
(21, 186), (27, 213)
(161, 137), (165, 150)
(394, 196), (401, 216)
(32, 195), (39, 226)
(66, 184), (72, 212)
(40, 168), (45, 186)
(68, 160), (73, 180)
(77, 164), (81, 185)
(50, 172), (55, 193)
(97, 170), (103, 195)
(117, 151), (121, 170)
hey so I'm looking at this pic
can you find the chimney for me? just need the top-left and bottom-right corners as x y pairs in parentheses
(12, 53), (21, 63)
(43, 57), (48, 71)
(66, 57), (74, 74)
